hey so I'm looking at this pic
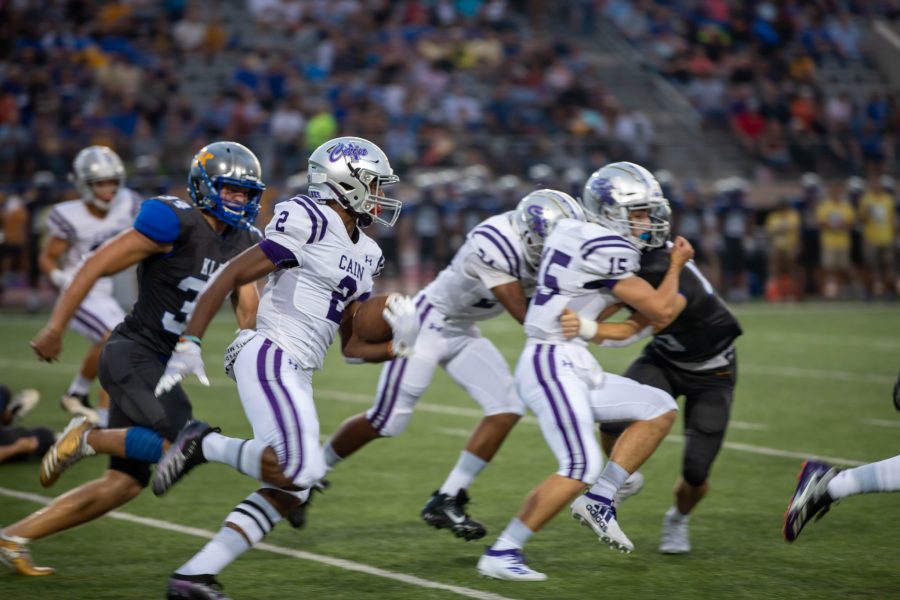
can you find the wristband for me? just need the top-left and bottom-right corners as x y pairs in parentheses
(49, 268), (68, 288)
(180, 335), (202, 347)
(578, 317), (598, 341)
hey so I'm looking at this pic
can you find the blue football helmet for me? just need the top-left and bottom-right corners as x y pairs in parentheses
(188, 141), (266, 229)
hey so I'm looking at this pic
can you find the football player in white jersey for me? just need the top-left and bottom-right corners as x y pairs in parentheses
(320, 189), (585, 541)
(39, 146), (142, 425)
(150, 137), (421, 599)
(477, 162), (692, 581)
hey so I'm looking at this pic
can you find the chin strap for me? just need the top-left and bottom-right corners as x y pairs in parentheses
(87, 197), (111, 212)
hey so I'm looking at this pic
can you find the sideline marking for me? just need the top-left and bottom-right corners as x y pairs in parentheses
(0, 487), (516, 600)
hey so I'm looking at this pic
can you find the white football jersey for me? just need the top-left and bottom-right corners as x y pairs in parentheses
(46, 188), (143, 296)
(524, 219), (641, 344)
(425, 212), (535, 322)
(257, 196), (383, 370)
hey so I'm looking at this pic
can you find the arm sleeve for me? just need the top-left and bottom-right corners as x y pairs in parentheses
(132, 199), (182, 243)
(46, 206), (76, 240)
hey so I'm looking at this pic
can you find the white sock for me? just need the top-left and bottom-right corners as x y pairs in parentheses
(67, 374), (91, 397)
(95, 407), (109, 428)
(202, 432), (267, 480)
(665, 506), (689, 521)
(177, 491), (283, 576)
(438, 451), (487, 496)
(322, 442), (342, 470)
(589, 461), (629, 500)
(492, 518), (534, 551)
(827, 455), (900, 499)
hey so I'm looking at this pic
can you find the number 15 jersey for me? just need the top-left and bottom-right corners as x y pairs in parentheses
(257, 196), (383, 370)
(524, 219), (641, 345)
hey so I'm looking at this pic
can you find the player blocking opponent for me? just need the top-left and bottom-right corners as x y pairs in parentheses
(40, 145), (143, 425)
(321, 189), (585, 541)
(150, 137), (420, 599)
(0, 141), (265, 577)
(477, 162), (690, 581)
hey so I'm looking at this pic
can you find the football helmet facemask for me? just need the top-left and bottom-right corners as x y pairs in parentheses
(69, 146), (126, 212)
(188, 141), (266, 230)
(307, 137), (401, 228)
(582, 162), (671, 250)
(512, 189), (585, 268)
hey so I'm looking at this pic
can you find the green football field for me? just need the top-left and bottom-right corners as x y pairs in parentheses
(1, 305), (898, 599)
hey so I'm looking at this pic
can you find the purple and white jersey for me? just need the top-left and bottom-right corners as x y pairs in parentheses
(257, 196), (382, 370)
(524, 219), (640, 344)
(46, 188), (143, 296)
(424, 212), (534, 323)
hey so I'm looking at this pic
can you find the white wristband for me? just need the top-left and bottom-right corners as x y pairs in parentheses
(578, 316), (598, 341)
(49, 268), (68, 288)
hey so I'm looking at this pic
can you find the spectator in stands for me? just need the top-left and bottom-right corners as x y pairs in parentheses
(816, 181), (856, 299)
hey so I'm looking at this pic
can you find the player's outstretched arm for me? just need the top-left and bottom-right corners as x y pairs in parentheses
(612, 236), (693, 325)
(490, 281), (529, 324)
(38, 236), (71, 288)
(31, 229), (170, 361)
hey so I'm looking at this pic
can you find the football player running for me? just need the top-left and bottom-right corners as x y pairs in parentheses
(150, 137), (419, 600)
(477, 162), (690, 581)
(322, 189), (585, 542)
(0, 141), (265, 577)
(39, 146), (143, 425)
(572, 166), (744, 555)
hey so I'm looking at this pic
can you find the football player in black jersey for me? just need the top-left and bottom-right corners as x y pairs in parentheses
(0, 142), (265, 580)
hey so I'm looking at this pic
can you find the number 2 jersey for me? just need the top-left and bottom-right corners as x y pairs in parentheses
(524, 219), (641, 345)
(116, 196), (261, 355)
(256, 195), (383, 370)
(423, 212), (535, 323)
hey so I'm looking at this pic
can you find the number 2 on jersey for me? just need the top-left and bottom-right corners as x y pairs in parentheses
(326, 276), (358, 324)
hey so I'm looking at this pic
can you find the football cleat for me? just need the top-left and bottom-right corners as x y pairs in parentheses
(166, 573), (231, 599)
(571, 493), (634, 553)
(40, 416), (96, 487)
(477, 547), (547, 581)
(152, 420), (219, 497)
(286, 479), (330, 529)
(421, 489), (487, 541)
(784, 459), (838, 542)
(0, 536), (55, 576)
(8, 389), (40, 422)
(60, 393), (99, 424)
(658, 507), (691, 554)
(614, 470), (645, 505)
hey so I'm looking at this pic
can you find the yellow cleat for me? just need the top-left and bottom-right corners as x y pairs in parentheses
(40, 416), (96, 487)
(0, 537), (55, 576)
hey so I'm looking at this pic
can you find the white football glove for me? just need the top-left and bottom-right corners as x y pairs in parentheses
(49, 268), (72, 289)
(8, 388), (40, 422)
(224, 329), (257, 381)
(155, 339), (209, 397)
(382, 293), (419, 358)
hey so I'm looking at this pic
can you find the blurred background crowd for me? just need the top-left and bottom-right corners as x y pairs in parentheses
(1, 0), (898, 308)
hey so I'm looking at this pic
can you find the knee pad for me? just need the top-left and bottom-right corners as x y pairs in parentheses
(682, 432), (724, 487)
(124, 427), (164, 463)
(369, 407), (413, 438)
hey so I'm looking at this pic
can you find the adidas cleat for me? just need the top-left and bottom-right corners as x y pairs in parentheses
(477, 547), (547, 581)
(571, 492), (634, 553)
(421, 489), (486, 541)
(784, 459), (838, 542)
(0, 536), (55, 576)
(152, 420), (218, 496)
(166, 573), (230, 599)
(40, 416), (96, 487)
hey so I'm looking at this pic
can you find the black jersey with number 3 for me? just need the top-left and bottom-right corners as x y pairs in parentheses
(115, 196), (260, 356)
(635, 247), (742, 365)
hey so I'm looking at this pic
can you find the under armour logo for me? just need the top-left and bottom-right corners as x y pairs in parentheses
(365, 256), (373, 266)
(561, 359), (574, 368)
(428, 324), (444, 332)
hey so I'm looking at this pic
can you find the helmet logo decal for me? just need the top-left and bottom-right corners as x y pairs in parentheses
(589, 177), (615, 206)
(526, 204), (549, 238)
(196, 151), (215, 168)
(328, 142), (368, 162)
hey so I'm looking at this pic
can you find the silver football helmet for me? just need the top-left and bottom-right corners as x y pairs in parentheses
(582, 162), (671, 249)
(307, 136), (401, 227)
(69, 146), (126, 211)
(512, 189), (585, 268)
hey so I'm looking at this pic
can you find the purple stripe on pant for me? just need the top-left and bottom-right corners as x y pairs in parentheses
(369, 358), (399, 431)
(273, 347), (304, 481)
(257, 339), (291, 471)
(532, 344), (577, 479)
(72, 312), (106, 341)
(547, 345), (587, 481)
(370, 357), (409, 432)
(77, 306), (114, 335)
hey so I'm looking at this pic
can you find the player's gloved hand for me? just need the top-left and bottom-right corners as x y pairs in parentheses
(383, 293), (419, 358)
(155, 337), (209, 397)
(48, 268), (72, 289)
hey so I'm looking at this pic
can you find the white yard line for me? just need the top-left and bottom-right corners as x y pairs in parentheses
(0, 487), (516, 600)
(860, 418), (900, 429)
(752, 331), (900, 351)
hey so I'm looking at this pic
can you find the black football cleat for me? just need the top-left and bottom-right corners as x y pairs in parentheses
(166, 573), (230, 599)
(286, 479), (330, 529)
(152, 420), (219, 496)
(421, 489), (486, 541)
(784, 459), (838, 542)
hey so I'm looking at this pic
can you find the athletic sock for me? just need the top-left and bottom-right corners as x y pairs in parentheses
(827, 455), (900, 499)
(492, 518), (534, 551)
(438, 451), (487, 496)
(66, 375), (91, 397)
(322, 441), (342, 470)
(201, 432), (267, 480)
(588, 461), (630, 501)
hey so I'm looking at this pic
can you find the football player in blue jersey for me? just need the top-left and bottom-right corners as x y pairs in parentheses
(0, 142), (265, 580)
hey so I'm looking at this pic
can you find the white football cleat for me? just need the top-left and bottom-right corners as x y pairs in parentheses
(477, 548), (547, 581)
(571, 493), (634, 553)
(8, 389), (40, 422)
(614, 470), (645, 505)
(658, 507), (691, 554)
